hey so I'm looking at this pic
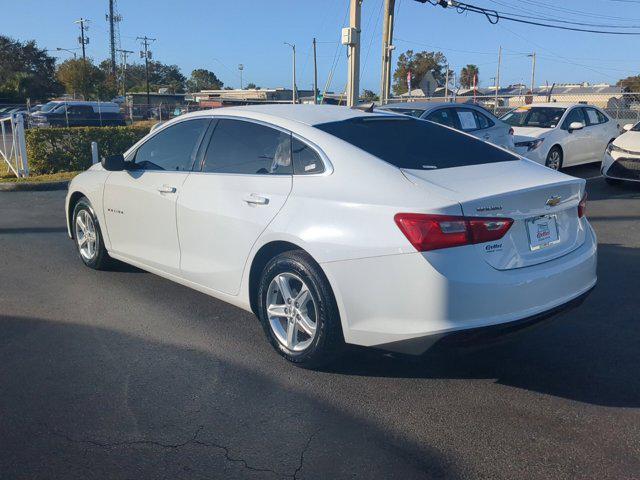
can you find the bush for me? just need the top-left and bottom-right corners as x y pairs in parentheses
(25, 125), (150, 174)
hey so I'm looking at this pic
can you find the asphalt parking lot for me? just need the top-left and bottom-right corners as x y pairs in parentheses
(1, 164), (639, 479)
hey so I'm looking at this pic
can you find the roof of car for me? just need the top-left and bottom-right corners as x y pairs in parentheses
(523, 102), (593, 108)
(379, 102), (454, 110)
(189, 104), (381, 126)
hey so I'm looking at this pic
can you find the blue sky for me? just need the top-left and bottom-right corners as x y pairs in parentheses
(3, 0), (640, 93)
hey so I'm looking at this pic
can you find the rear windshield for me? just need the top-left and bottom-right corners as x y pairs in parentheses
(631, 122), (640, 132)
(501, 107), (566, 128)
(381, 107), (425, 118)
(314, 116), (518, 170)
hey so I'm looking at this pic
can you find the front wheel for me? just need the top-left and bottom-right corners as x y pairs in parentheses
(72, 197), (112, 269)
(257, 250), (343, 368)
(545, 146), (563, 170)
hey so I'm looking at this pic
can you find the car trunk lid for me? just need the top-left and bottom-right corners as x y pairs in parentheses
(402, 160), (587, 270)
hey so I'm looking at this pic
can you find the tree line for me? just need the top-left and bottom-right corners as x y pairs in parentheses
(0, 35), (224, 102)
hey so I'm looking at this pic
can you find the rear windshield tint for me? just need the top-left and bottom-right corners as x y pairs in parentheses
(314, 116), (518, 170)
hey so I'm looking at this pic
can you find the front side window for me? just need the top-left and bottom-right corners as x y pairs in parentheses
(292, 137), (324, 175)
(562, 108), (587, 130)
(425, 108), (456, 128)
(134, 119), (209, 171)
(202, 119), (292, 175)
(315, 116), (518, 170)
(502, 107), (566, 128)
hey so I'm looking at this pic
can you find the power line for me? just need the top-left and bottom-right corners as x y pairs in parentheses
(415, 1), (640, 34)
(485, 0), (640, 28)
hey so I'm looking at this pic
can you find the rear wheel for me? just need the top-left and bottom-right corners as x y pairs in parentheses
(257, 250), (343, 368)
(545, 146), (563, 170)
(72, 197), (111, 269)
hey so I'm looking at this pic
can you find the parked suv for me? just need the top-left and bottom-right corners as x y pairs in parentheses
(30, 101), (125, 128)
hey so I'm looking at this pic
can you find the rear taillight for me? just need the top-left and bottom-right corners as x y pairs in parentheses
(394, 213), (514, 252)
(578, 191), (587, 218)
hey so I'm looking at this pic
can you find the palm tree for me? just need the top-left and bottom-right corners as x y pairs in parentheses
(459, 64), (479, 89)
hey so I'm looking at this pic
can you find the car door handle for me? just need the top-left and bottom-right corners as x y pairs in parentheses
(157, 184), (177, 194)
(243, 194), (269, 205)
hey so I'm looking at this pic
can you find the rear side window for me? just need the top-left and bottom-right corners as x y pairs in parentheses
(473, 110), (494, 129)
(292, 138), (324, 174)
(584, 107), (608, 125)
(315, 117), (518, 170)
(134, 119), (209, 171)
(425, 109), (457, 128)
(202, 119), (292, 175)
(455, 108), (479, 131)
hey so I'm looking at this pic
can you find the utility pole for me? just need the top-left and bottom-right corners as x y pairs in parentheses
(528, 52), (536, 93)
(380, 0), (395, 105)
(312, 38), (318, 104)
(494, 46), (502, 114)
(444, 63), (449, 100)
(137, 36), (156, 107)
(74, 18), (90, 99)
(284, 42), (297, 104)
(238, 64), (244, 89)
(117, 48), (133, 96)
(344, 0), (362, 107)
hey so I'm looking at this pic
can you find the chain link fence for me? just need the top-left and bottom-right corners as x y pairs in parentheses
(386, 92), (640, 127)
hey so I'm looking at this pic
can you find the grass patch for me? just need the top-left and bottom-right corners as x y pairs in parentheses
(0, 171), (79, 183)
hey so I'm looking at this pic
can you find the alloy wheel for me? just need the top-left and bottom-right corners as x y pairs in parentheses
(547, 150), (561, 170)
(266, 272), (318, 352)
(75, 209), (97, 261)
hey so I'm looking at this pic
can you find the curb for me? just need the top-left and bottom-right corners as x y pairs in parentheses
(0, 180), (70, 192)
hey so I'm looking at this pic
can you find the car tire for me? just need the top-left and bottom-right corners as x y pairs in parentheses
(257, 250), (343, 369)
(72, 197), (112, 270)
(545, 146), (563, 170)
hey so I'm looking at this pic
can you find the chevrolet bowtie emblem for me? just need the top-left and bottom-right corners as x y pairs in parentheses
(546, 195), (562, 207)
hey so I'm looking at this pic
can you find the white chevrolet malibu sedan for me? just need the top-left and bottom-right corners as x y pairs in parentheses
(66, 105), (597, 367)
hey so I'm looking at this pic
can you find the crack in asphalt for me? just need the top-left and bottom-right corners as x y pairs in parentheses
(44, 423), (322, 479)
(292, 428), (321, 480)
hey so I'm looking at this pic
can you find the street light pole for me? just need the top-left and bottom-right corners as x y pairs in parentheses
(238, 64), (244, 89)
(312, 38), (318, 104)
(528, 52), (536, 93)
(284, 42), (297, 104)
(56, 48), (78, 59)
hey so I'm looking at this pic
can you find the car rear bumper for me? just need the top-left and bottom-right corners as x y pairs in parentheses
(322, 221), (597, 354)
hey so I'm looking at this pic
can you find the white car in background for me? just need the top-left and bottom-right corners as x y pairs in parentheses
(602, 121), (640, 185)
(378, 102), (515, 151)
(65, 105), (596, 368)
(502, 103), (620, 170)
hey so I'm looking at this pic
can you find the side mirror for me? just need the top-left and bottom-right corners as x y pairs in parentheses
(568, 121), (584, 132)
(623, 123), (634, 132)
(101, 154), (125, 171)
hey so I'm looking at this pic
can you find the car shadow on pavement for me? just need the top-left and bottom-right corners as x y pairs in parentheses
(0, 315), (460, 480)
(325, 243), (640, 409)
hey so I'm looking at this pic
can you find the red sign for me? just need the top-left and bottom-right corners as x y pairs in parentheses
(407, 71), (412, 90)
